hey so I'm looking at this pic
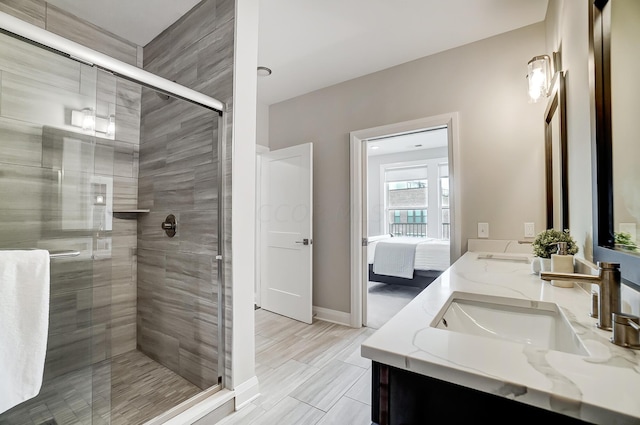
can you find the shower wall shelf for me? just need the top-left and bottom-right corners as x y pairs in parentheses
(113, 209), (150, 219)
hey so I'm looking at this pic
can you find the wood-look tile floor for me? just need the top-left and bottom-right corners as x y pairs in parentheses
(0, 365), (95, 425)
(108, 350), (202, 425)
(0, 350), (202, 425)
(216, 309), (375, 425)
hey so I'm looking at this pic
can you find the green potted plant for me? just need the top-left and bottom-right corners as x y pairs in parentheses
(532, 229), (578, 273)
(614, 231), (638, 252)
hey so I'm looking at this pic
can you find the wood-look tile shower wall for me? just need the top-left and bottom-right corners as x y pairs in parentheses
(138, 0), (234, 390)
(0, 0), (142, 375)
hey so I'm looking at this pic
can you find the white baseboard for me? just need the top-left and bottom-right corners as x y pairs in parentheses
(234, 376), (260, 410)
(313, 306), (352, 327)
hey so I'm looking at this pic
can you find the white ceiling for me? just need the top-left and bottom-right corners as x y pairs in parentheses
(45, 0), (549, 106)
(45, 0), (201, 46)
(258, 0), (549, 105)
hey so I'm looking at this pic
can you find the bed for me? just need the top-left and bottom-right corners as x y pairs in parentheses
(367, 235), (450, 288)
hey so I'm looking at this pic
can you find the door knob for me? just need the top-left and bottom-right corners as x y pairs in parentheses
(295, 238), (311, 245)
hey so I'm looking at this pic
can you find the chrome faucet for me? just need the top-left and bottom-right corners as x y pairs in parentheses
(540, 262), (621, 331)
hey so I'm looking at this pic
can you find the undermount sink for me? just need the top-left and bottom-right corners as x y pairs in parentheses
(430, 292), (589, 356)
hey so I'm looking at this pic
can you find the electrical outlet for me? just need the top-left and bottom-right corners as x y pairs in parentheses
(478, 222), (489, 238)
(524, 222), (535, 238)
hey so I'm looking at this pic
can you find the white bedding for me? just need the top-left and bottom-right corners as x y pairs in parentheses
(368, 236), (450, 273)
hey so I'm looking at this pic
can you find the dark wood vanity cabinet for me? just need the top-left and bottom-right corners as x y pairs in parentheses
(370, 362), (594, 425)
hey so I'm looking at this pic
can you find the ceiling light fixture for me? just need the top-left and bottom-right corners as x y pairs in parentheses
(257, 66), (272, 77)
(370, 146), (379, 150)
(527, 55), (551, 103)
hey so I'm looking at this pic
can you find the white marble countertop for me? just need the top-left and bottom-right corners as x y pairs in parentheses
(361, 251), (640, 424)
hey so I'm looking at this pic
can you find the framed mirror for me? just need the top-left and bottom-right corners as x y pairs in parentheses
(545, 72), (568, 231)
(592, 0), (640, 289)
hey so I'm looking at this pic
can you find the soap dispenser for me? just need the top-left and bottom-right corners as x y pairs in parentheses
(550, 242), (574, 288)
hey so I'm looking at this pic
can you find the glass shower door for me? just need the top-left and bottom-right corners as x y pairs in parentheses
(0, 20), (224, 424)
(0, 30), (110, 425)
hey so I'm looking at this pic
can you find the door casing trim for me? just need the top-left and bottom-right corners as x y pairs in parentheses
(349, 113), (462, 328)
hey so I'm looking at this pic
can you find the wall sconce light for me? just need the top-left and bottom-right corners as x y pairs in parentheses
(527, 55), (551, 103)
(71, 108), (116, 136)
(81, 108), (95, 131)
(106, 114), (115, 137)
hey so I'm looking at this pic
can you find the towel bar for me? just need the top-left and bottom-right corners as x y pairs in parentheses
(49, 250), (81, 259)
(0, 249), (81, 258)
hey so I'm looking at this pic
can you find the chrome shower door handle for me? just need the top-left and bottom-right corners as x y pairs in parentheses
(295, 238), (311, 246)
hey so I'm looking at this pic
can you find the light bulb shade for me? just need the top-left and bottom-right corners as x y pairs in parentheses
(527, 55), (551, 103)
(81, 108), (96, 131)
(106, 114), (116, 137)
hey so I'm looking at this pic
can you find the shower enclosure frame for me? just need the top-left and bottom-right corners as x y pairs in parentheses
(0, 6), (228, 414)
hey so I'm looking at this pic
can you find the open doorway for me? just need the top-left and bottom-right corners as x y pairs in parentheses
(349, 114), (461, 328)
(365, 129), (450, 328)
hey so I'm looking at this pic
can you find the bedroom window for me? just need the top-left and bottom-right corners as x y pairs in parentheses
(406, 209), (427, 224)
(439, 163), (450, 240)
(385, 167), (428, 237)
(382, 159), (448, 239)
(393, 210), (401, 223)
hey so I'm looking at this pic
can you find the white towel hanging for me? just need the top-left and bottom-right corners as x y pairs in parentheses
(0, 249), (50, 414)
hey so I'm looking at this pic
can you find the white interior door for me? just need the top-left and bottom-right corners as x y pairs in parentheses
(260, 143), (313, 323)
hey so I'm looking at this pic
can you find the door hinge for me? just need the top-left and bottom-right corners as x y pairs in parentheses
(362, 238), (368, 246)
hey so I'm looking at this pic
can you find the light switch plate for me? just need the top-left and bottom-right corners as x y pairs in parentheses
(478, 222), (489, 238)
(524, 222), (535, 238)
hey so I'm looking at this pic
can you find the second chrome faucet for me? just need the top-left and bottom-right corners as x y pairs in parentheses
(540, 262), (621, 330)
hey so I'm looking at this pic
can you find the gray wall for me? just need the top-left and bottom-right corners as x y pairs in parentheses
(270, 23), (547, 314)
(0, 0), (141, 66)
(139, 0), (234, 389)
(256, 101), (270, 148)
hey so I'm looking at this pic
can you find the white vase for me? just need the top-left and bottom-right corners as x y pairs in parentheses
(539, 258), (551, 273)
(530, 257), (541, 275)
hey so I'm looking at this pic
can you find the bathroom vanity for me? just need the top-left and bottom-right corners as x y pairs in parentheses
(361, 252), (640, 425)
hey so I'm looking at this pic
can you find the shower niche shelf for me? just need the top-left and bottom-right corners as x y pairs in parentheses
(113, 209), (150, 219)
